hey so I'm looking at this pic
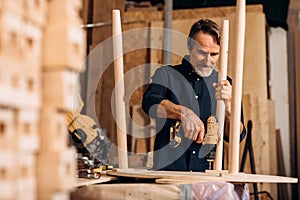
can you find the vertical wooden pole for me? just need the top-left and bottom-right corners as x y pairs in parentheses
(214, 20), (229, 170)
(229, 0), (246, 174)
(163, 0), (173, 65)
(112, 9), (128, 169)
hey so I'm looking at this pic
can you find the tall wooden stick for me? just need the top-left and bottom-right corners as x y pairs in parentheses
(214, 20), (229, 170)
(163, 0), (173, 65)
(228, 0), (246, 174)
(112, 9), (128, 169)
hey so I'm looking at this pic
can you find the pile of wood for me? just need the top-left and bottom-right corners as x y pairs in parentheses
(0, 0), (86, 199)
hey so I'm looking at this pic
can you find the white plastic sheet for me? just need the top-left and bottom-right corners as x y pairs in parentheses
(180, 182), (249, 200)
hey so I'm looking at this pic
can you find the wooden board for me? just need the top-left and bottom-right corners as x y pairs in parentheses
(72, 181), (248, 200)
(107, 169), (298, 184)
(268, 100), (278, 199)
(72, 183), (181, 200)
(75, 175), (117, 187)
(123, 5), (263, 22)
(295, 31), (300, 198)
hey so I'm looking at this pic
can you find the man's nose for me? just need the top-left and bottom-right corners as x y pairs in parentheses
(203, 54), (211, 64)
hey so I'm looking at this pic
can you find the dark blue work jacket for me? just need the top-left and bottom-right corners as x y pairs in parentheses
(142, 56), (246, 172)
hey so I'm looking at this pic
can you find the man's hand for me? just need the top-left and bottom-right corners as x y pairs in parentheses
(157, 100), (205, 143)
(213, 80), (232, 113)
(181, 108), (205, 143)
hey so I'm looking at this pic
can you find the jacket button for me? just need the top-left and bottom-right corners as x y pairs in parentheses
(192, 151), (196, 155)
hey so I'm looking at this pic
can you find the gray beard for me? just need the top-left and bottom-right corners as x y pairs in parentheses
(193, 66), (214, 77)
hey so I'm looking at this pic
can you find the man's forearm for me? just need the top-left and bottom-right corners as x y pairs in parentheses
(157, 100), (184, 119)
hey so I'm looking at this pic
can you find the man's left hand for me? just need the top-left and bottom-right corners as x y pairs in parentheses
(213, 80), (232, 113)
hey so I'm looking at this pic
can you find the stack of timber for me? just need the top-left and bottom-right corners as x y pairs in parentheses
(39, 0), (86, 199)
(0, 0), (86, 199)
(0, 1), (45, 199)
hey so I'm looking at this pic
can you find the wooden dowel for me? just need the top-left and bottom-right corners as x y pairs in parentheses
(214, 20), (229, 170)
(228, 0), (246, 174)
(112, 9), (128, 169)
(163, 0), (173, 65)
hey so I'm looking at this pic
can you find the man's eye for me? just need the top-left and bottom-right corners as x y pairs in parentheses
(198, 50), (207, 56)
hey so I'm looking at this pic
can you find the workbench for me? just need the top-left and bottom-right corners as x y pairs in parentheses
(72, 173), (249, 200)
(71, 169), (297, 199)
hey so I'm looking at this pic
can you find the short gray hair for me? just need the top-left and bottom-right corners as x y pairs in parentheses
(187, 19), (221, 51)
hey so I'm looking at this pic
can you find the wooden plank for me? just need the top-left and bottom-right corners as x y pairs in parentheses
(107, 169), (298, 183)
(295, 31), (300, 197)
(75, 175), (117, 187)
(17, 153), (37, 200)
(91, 0), (125, 44)
(37, 148), (77, 196)
(42, 70), (77, 111)
(23, 0), (47, 27)
(130, 105), (149, 153)
(0, 151), (16, 200)
(287, 31), (297, 199)
(122, 21), (150, 106)
(93, 0), (125, 22)
(277, 129), (289, 199)
(16, 109), (40, 153)
(268, 100), (278, 200)
(123, 5), (263, 22)
(81, 0), (89, 25)
(40, 108), (69, 151)
(288, 1), (300, 32)
(72, 183), (181, 200)
(0, 108), (15, 149)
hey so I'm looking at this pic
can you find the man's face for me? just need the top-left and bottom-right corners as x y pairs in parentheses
(189, 31), (220, 77)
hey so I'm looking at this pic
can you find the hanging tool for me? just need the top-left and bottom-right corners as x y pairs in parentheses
(77, 157), (102, 179)
(169, 121), (181, 148)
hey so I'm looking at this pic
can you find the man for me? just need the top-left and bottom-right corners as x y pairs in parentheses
(142, 19), (246, 172)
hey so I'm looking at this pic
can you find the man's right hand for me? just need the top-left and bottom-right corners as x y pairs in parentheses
(181, 107), (205, 143)
(157, 100), (205, 143)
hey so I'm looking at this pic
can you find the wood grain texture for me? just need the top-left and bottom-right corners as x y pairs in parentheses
(112, 9), (128, 169)
(229, 0), (246, 174)
(215, 20), (229, 170)
(107, 169), (298, 183)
